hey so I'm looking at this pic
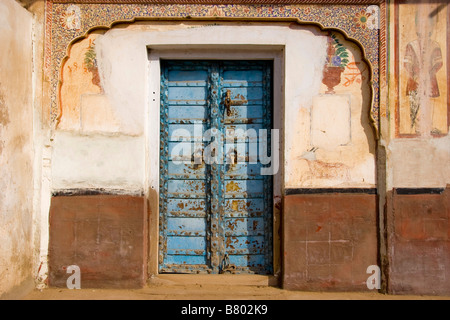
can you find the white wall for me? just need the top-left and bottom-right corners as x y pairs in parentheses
(51, 131), (145, 192)
(0, 0), (35, 297)
(91, 21), (375, 190)
(53, 21), (377, 191)
(387, 136), (450, 189)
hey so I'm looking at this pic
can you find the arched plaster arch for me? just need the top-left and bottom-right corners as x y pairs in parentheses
(46, 2), (385, 137)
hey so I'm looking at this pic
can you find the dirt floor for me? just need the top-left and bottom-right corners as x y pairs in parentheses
(19, 274), (450, 300)
(23, 284), (450, 300)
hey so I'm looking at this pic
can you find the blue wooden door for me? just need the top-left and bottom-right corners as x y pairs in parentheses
(159, 60), (273, 274)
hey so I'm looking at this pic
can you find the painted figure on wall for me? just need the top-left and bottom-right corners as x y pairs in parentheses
(403, 9), (443, 132)
(398, 3), (448, 136)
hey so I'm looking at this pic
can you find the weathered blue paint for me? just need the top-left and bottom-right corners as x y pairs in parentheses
(159, 60), (273, 274)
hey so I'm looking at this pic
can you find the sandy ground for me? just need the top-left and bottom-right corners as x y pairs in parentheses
(22, 284), (450, 300)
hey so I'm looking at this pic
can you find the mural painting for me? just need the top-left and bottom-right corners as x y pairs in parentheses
(397, 3), (448, 136)
(322, 33), (350, 94)
(58, 32), (119, 132)
(294, 32), (374, 188)
(321, 32), (368, 95)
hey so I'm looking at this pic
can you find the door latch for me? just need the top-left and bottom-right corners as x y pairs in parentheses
(224, 90), (232, 117)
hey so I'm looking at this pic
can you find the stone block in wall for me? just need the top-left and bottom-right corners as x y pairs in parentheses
(48, 195), (147, 289)
(282, 190), (378, 291)
(388, 187), (450, 295)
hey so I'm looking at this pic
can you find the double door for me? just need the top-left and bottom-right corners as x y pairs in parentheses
(159, 60), (273, 274)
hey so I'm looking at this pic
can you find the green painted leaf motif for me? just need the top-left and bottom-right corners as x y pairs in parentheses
(336, 47), (347, 55)
(328, 33), (350, 68)
(84, 45), (97, 71)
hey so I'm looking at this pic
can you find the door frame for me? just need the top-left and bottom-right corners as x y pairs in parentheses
(146, 46), (285, 279)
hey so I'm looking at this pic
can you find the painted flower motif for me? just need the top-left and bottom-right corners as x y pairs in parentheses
(303, 7), (311, 15)
(83, 40), (102, 90)
(326, 33), (350, 69)
(60, 5), (81, 31)
(331, 56), (342, 67)
(133, 7), (141, 15)
(353, 10), (371, 29)
(323, 8), (332, 17)
(208, 7), (224, 17)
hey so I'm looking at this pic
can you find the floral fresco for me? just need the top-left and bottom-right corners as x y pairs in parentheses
(59, 4), (82, 31)
(83, 40), (101, 89)
(322, 33), (350, 94)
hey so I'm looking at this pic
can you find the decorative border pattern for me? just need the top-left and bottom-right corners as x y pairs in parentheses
(45, 0), (385, 134)
(53, 0), (384, 4)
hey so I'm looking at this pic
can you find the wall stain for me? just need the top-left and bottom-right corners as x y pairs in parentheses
(306, 159), (350, 181)
(0, 84), (8, 154)
(0, 85), (9, 126)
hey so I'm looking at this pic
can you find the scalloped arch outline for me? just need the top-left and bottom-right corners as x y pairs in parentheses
(54, 15), (379, 138)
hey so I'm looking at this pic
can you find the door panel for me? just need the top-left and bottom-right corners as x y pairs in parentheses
(168, 106), (208, 123)
(224, 199), (265, 218)
(160, 60), (273, 274)
(160, 62), (210, 273)
(222, 61), (272, 274)
(167, 199), (207, 218)
(225, 106), (264, 124)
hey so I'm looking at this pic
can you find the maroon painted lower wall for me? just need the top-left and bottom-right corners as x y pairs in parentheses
(48, 195), (147, 289)
(282, 191), (378, 291)
(388, 187), (450, 295)
(46, 187), (450, 294)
